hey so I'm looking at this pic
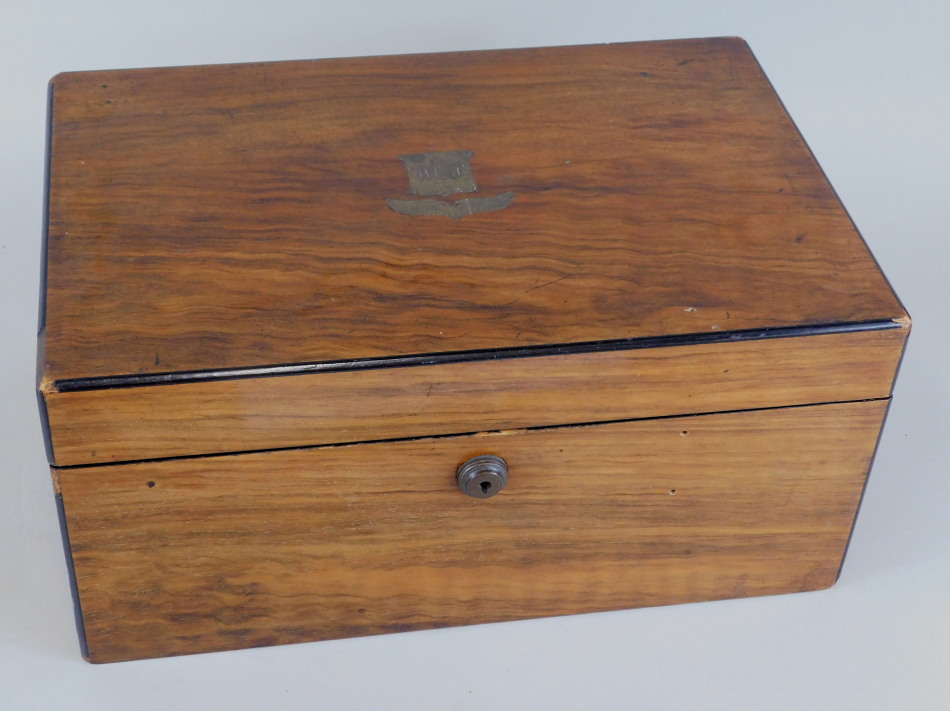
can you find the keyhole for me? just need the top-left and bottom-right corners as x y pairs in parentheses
(456, 455), (508, 499)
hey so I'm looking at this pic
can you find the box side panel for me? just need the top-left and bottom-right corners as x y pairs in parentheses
(46, 327), (906, 466)
(59, 399), (888, 663)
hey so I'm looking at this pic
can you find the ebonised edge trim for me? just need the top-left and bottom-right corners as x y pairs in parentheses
(54, 319), (903, 393)
(38, 81), (53, 334)
(36, 374), (54, 465)
(53, 396), (891, 470)
(54, 493), (90, 661)
(36, 83), (55, 464)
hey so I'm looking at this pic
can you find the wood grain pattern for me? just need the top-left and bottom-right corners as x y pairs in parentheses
(45, 327), (906, 466)
(42, 40), (909, 664)
(59, 399), (888, 662)
(41, 37), (905, 383)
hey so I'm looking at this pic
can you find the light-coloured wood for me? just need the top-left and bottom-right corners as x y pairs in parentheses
(45, 327), (906, 465)
(59, 399), (888, 663)
(42, 39), (910, 665)
(41, 38), (905, 383)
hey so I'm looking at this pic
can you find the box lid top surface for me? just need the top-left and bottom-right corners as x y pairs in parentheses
(41, 37), (905, 385)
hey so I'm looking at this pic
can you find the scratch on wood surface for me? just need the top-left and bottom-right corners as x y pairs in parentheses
(783, 172), (798, 195)
(524, 274), (574, 294)
(782, 477), (802, 508)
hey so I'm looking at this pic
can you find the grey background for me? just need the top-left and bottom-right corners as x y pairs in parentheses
(2, 1), (946, 708)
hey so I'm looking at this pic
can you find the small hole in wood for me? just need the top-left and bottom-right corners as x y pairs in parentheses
(680, 430), (689, 437)
(669, 489), (677, 495)
(147, 481), (156, 488)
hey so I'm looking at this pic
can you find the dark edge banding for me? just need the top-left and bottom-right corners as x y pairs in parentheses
(834, 397), (894, 584)
(36, 371), (54, 464)
(38, 80), (53, 334)
(37, 82), (56, 465)
(54, 492), (90, 661)
(54, 319), (902, 393)
(56, 397), (890, 471)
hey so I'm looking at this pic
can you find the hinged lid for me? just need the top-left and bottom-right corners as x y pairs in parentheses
(38, 38), (909, 466)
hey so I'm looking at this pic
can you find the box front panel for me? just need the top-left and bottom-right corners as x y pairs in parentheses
(59, 399), (887, 662)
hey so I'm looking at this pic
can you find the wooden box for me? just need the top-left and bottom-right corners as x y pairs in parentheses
(37, 38), (909, 663)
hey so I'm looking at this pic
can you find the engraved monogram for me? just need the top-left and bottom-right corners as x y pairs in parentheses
(386, 150), (514, 220)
